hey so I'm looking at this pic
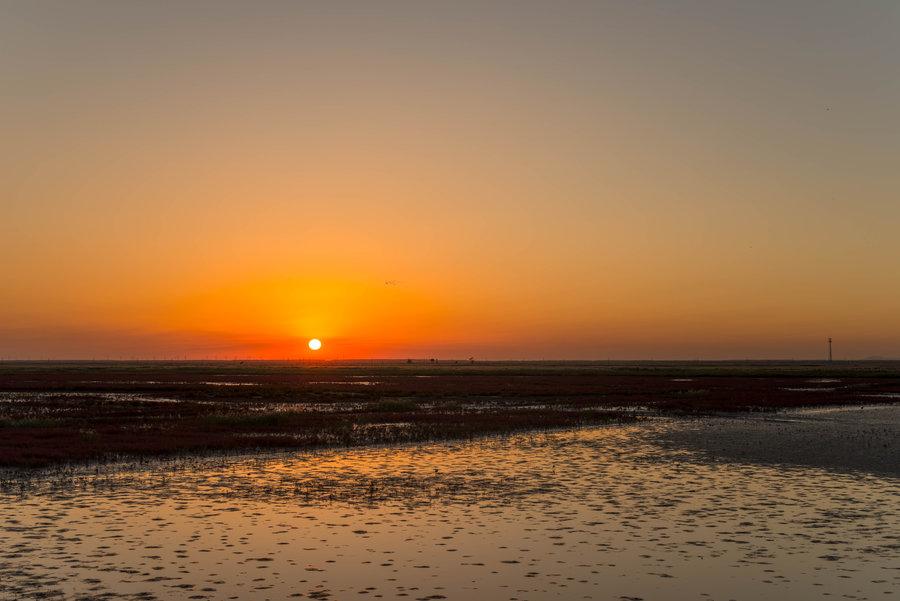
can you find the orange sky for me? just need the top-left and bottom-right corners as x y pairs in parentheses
(2, 2), (899, 359)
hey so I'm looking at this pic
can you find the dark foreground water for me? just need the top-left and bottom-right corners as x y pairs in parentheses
(1, 406), (898, 600)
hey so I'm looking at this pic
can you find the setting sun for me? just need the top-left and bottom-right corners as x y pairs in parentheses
(308, 338), (322, 351)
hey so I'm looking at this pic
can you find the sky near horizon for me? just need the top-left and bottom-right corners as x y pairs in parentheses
(2, 1), (899, 360)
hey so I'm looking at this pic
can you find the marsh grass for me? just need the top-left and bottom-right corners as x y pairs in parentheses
(201, 412), (299, 428)
(674, 389), (710, 396)
(0, 361), (897, 468)
(370, 399), (419, 412)
(0, 417), (59, 428)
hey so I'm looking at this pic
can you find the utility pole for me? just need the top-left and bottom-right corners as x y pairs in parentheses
(827, 337), (833, 362)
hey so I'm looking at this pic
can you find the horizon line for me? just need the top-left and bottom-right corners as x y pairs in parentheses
(0, 357), (897, 364)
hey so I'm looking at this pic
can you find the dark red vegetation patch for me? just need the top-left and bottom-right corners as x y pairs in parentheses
(0, 361), (897, 468)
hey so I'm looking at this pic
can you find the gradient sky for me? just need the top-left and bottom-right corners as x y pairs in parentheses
(2, 1), (899, 360)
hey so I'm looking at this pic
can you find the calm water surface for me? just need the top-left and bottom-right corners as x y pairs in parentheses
(1, 409), (898, 600)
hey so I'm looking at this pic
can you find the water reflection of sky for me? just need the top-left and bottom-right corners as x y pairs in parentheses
(1, 410), (897, 600)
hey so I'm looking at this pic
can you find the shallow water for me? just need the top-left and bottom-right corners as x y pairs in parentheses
(1, 411), (898, 600)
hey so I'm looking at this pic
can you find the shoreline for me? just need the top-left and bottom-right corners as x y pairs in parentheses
(4, 404), (896, 506)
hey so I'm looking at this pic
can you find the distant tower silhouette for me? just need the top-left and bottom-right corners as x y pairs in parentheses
(827, 337), (833, 362)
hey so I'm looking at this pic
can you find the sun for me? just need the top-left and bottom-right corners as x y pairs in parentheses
(307, 338), (322, 351)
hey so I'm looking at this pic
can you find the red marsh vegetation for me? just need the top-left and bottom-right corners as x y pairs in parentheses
(0, 361), (897, 468)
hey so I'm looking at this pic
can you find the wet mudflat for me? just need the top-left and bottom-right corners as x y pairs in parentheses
(2, 406), (898, 600)
(661, 405), (900, 477)
(3, 360), (900, 467)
